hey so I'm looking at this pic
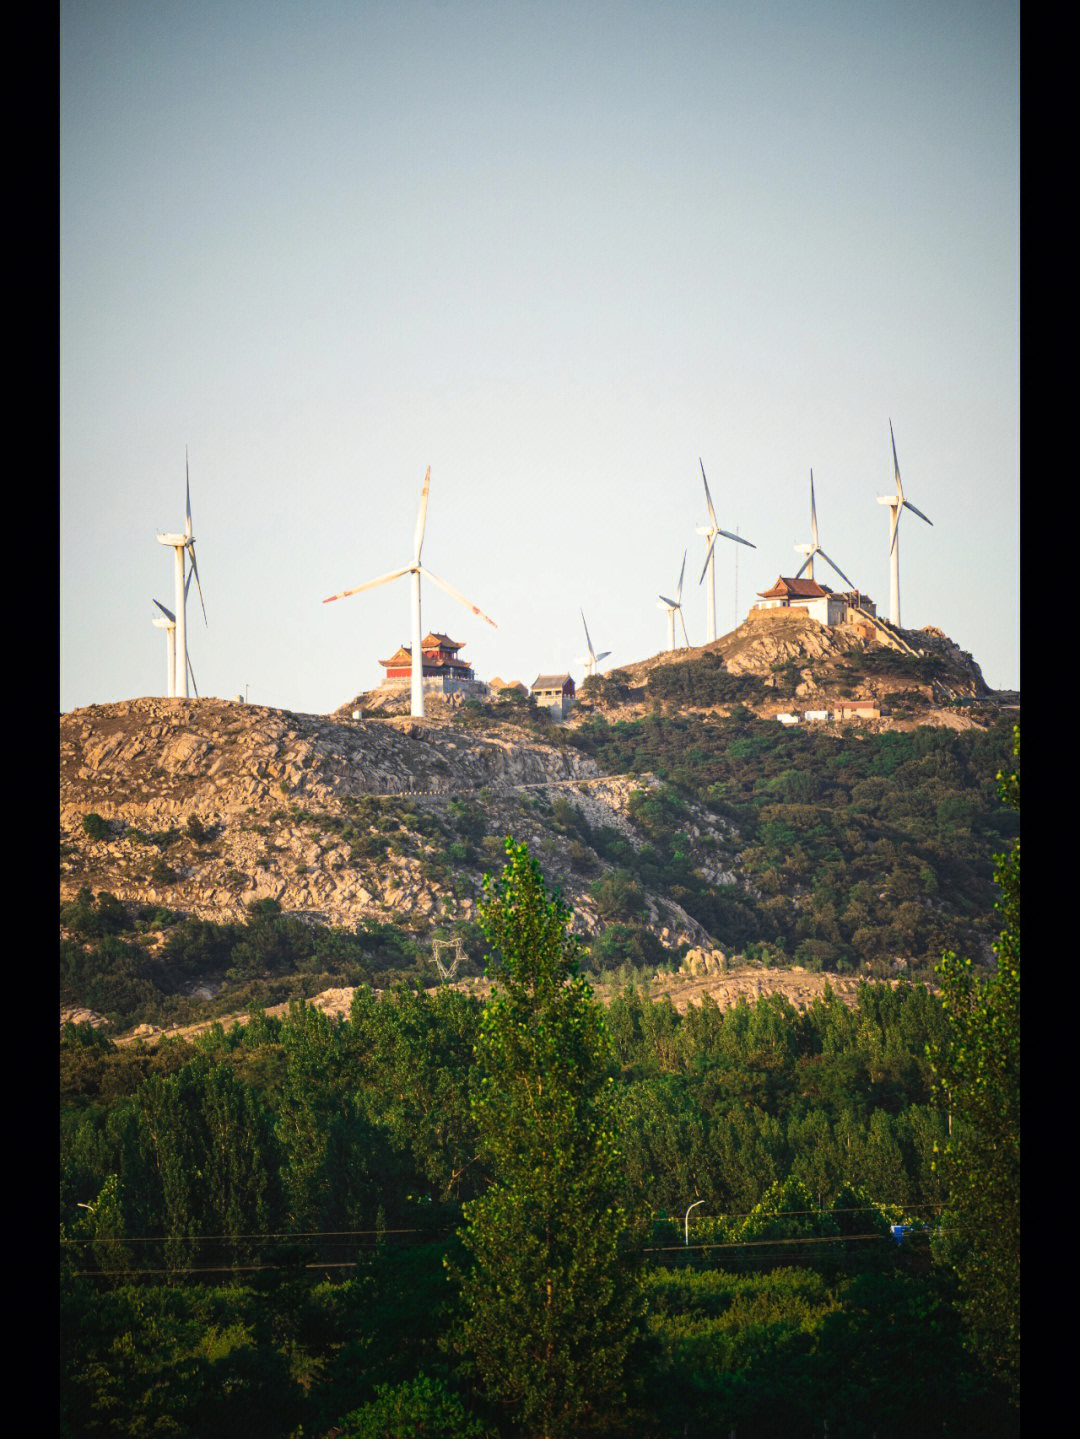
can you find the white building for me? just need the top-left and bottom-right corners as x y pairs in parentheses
(753, 576), (876, 626)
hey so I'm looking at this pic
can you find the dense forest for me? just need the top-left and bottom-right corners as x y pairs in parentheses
(60, 723), (1019, 1436)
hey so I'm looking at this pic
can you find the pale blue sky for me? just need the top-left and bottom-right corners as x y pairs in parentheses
(61, 0), (1018, 713)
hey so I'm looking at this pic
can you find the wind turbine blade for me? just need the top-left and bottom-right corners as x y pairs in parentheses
(580, 608), (596, 660)
(420, 566), (497, 627)
(794, 554), (812, 580)
(818, 550), (857, 591)
(596, 650), (611, 662)
(699, 459), (718, 527)
(187, 544), (207, 624)
(153, 599), (176, 623)
(187, 653), (199, 698)
(185, 447), (193, 538)
(413, 466), (431, 563)
(658, 595), (678, 609)
(902, 499), (933, 527)
(889, 504), (900, 555)
(717, 527), (755, 548)
(323, 565), (413, 602)
(677, 550), (686, 603)
(678, 608), (690, 647)
(889, 419), (904, 501)
(698, 536), (716, 586)
(810, 470), (819, 547)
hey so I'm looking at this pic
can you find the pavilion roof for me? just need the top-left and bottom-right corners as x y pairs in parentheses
(757, 576), (832, 600)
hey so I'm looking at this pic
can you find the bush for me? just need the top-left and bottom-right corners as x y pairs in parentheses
(81, 813), (110, 840)
(338, 1376), (493, 1439)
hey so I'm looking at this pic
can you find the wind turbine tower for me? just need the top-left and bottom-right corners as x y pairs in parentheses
(658, 550), (690, 651)
(794, 471), (858, 591)
(152, 600), (198, 697)
(697, 460), (755, 642)
(155, 450), (206, 698)
(877, 422), (933, 627)
(323, 467), (497, 719)
(152, 601), (177, 697)
(576, 609), (611, 677)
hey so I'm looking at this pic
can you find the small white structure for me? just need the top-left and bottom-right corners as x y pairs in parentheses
(776, 712), (800, 725)
(804, 709), (829, 723)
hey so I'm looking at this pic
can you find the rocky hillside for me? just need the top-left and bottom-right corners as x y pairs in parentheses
(60, 615), (1015, 1037)
(571, 608), (993, 723)
(60, 697), (718, 948)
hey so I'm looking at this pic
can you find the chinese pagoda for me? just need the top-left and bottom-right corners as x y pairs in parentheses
(378, 632), (480, 695)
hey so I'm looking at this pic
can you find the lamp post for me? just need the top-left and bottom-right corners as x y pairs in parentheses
(685, 1199), (705, 1246)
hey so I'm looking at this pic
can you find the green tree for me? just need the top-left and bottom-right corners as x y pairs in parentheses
(455, 839), (643, 1437)
(931, 725), (1018, 1397)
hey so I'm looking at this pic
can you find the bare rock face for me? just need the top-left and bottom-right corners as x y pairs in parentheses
(59, 698), (717, 947)
(680, 946), (728, 976)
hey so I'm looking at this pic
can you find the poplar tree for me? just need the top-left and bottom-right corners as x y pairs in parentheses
(455, 839), (642, 1438)
(932, 725), (1019, 1398)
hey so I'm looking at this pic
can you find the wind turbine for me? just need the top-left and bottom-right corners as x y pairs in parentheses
(658, 550), (690, 651)
(697, 460), (755, 642)
(576, 609), (611, 678)
(877, 421), (932, 627)
(155, 449), (207, 698)
(152, 600), (198, 697)
(794, 470), (858, 591)
(322, 466), (497, 719)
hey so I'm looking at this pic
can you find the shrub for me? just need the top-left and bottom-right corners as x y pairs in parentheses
(338, 1376), (492, 1439)
(81, 813), (110, 840)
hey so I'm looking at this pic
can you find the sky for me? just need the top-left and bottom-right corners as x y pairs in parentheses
(61, 0), (1019, 715)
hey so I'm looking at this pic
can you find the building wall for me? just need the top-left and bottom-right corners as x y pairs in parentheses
(381, 675), (485, 695)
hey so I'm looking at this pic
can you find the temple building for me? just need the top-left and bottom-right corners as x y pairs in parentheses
(378, 632), (484, 696)
(530, 673), (576, 720)
(753, 577), (877, 628)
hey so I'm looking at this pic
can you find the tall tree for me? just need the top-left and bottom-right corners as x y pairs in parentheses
(455, 839), (643, 1438)
(931, 725), (1019, 1397)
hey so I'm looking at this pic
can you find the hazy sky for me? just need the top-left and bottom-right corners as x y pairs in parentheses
(61, 0), (1018, 714)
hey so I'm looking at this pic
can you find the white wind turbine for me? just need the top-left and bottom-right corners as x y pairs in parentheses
(794, 470), (858, 591)
(697, 459), (755, 642)
(322, 466), (497, 719)
(877, 421), (933, 627)
(658, 550), (690, 651)
(152, 599), (198, 697)
(576, 609), (611, 678)
(155, 450), (207, 698)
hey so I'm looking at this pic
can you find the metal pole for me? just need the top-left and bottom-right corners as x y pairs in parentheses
(685, 1199), (705, 1246)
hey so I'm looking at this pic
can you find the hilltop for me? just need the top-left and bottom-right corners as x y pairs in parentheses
(60, 614), (1017, 1035)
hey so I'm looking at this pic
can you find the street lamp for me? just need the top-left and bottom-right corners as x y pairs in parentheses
(685, 1199), (705, 1246)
